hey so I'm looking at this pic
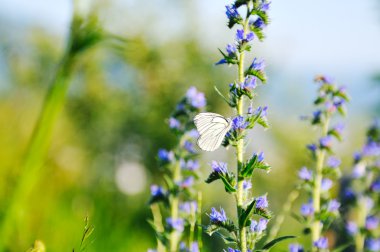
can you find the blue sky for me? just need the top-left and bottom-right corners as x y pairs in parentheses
(1, 0), (379, 117)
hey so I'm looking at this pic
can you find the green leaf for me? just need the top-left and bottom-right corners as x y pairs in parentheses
(239, 199), (257, 227)
(214, 86), (234, 107)
(261, 235), (296, 250)
(332, 243), (353, 252)
(220, 175), (237, 193)
(212, 231), (237, 245)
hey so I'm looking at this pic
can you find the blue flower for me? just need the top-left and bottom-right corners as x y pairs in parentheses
(209, 207), (227, 223)
(158, 149), (174, 163)
(312, 110), (322, 122)
(178, 176), (194, 188)
(186, 86), (206, 108)
(258, 1), (271, 12)
(187, 129), (199, 139)
(300, 202), (314, 216)
(319, 135), (333, 148)
(236, 29), (254, 43)
(362, 141), (380, 157)
(313, 237), (328, 249)
(289, 243), (304, 252)
(251, 218), (268, 232)
(366, 238), (380, 251)
(180, 159), (199, 171)
(333, 123), (345, 135)
(190, 242), (199, 252)
(365, 216), (379, 230)
(215, 58), (228, 65)
(307, 143), (317, 153)
(150, 185), (165, 197)
(346, 221), (358, 236)
(298, 167), (313, 181)
(327, 199), (340, 212)
(321, 178), (333, 191)
(226, 43), (237, 55)
(257, 151), (265, 162)
(211, 161), (228, 174)
(252, 17), (265, 29)
(256, 195), (269, 209)
(184, 140), (196, 153)
(179, 201), (197, 214)
(371, 179), (380, 192)
(166, 217), (184, 232)
(352, 163), (366, 178)
(225, 5), (240, 20)
(232, 116), (248, 130)
(327, 156), (341, 168)
(248, 104), (253, 114)
(243, 180), (252, 190)
(250, 58), (265, 71)
(241, 76), (257, 89)
(169, 117), (181, 129)
(254, 106), (268, 117)
(227, 248), (240, 252)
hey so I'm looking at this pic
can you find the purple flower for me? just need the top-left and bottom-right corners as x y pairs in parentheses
(258, 1), (271, 12)
(243, 180), (252, 190)
(312, 110), (322, 122)
(181, 159), (199, 171)
(300, 202), (314, 216)
(327, 156), (341, 168)
(255, 218), (268, 232)
(314, 237), (328, 249)
(327, 199), (340, 212)
(319, 135), (333, 148)
(178, 176), (194, 188)
(333, 123), (345, 135)
(166, 217), (184, 232)
(209, 207), (227, 223)
(225, 5), (240, 20)
(179, 201), (197, 214)
(190, 242), (199, 252)
(254, 106), (268, 117)
(365, 216), (379, 230)
(321, 178), (333, 191)
(232, 116), (248, 130)
(366, 238), (380, 251)
(184, 140), (196, 153)
(252, 17), (265, 29)
(169, 117), (181, 129)
(226, 43), (237, 56)
(236, 29), (254, 43)
(362, 141), (380, 156)
(248, 104), (253, 114)
(216, 58), (227, 65)
(187, 129), (199, 139)
(258, 151), (265, 162)
(211, 161), (228, 174)
(186, 86), (206, 108)
(307, 143), (317, 153)
(298, 167), (313, 181)
(289, 244), (304, 252)
(346, 221), (358, 235)
(241, 76), (257, 89)
(227, 248), (240, 252)
(256, 195), (269, 209)
(352, 163), (366, 178)
(158, 149), (174, 163)
(250, 58), (265, 71)
(150, 185), (165, 197)
(371, 179), (380, 192)
(343, 188), (355, 201)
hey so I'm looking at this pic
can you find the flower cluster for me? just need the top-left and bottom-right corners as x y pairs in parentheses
(148, 87), (206, 252)
(340, 120), (380, 251)
(293, 76), (349, 251)
(203, 1), (293, 252)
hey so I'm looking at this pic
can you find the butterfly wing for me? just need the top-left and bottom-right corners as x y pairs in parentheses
(194, 112), (231, 151)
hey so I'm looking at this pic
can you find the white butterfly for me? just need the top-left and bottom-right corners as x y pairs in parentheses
(194, 112), (232, 151)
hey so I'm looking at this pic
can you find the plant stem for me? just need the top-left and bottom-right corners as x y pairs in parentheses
(169, 161), (181, 252)
(311, 118), (330, 250)
(0, 55), (74, 249)
(236, 16), (250, 252)
(151, 205), (166, 252)
(197, 192), (203, 251)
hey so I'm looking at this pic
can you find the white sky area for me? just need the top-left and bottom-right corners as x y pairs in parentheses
(0, 0), (379, 114)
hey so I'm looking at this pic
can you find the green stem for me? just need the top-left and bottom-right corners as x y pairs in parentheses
(197, 192), (203, 251)
(0, 55), (74, 249)
(311, 118), (330, 251)
(236, 16), (250, 252)
(169, 162), (181, 252)
(151, 205), (166, 252)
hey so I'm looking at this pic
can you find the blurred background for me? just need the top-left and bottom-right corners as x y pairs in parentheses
(0, 0), (379, 251)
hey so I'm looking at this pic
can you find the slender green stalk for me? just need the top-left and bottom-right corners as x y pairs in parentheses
(197, 192), (203, 251)
(151, 205), (166, 252)
(311, 118), (330, 250)
(236, 16), (250, 252)
(169, 162), (181, 252)
(189, 200), (196, 247)
(267, 188), (300, 242)
(354, 197), (366, 252)
(0, 55), (74, 249)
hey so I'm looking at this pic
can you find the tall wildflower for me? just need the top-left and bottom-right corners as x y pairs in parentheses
(148, 87), (206, 252)
(292, 76), (349, 251)
(202, 1), (294, 251)
(340, 121), (380, 252)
